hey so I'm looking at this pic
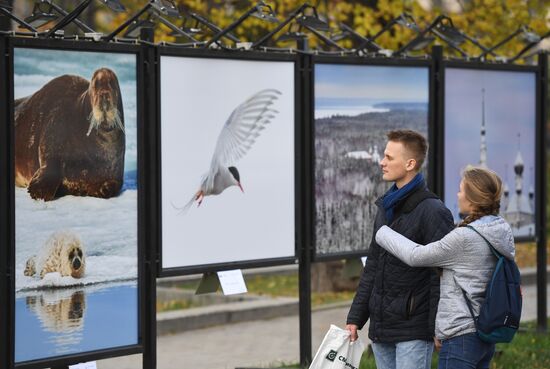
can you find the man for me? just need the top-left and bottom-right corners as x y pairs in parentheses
(346, 130), (454, 369)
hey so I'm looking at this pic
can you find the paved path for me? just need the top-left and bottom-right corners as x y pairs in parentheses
(98, 284), (550, 369)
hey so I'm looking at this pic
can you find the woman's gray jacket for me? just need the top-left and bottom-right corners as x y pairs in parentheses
(375, 215), (515, 340)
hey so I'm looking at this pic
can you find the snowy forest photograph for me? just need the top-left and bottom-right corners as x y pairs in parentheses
(315, 64), (429, 256)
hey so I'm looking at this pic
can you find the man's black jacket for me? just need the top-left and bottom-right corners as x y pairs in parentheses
(347, 185), (454, 343)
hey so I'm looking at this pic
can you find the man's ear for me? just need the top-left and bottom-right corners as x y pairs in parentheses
(405, 158), (417, 172)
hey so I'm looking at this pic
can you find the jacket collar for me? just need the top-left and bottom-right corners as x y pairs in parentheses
(375, 185), (436, 216)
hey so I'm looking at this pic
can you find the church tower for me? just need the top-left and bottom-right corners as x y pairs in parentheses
(479, 88), (487, 168)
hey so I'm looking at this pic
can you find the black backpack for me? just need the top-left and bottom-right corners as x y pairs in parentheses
(458, 225), (522, 343)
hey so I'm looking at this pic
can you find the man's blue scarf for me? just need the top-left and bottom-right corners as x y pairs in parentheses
(382, 173), (425, 224)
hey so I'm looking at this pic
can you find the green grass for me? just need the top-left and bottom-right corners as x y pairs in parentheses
(244, 273), (356, 306)
(490, 320), (550, 369)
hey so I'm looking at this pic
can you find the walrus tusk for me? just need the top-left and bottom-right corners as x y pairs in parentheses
(86, 119), (94, 136)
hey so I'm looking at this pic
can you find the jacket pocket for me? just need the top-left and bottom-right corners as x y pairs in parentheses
(385, 291), (412, 320)
(406, 292), (415, 319)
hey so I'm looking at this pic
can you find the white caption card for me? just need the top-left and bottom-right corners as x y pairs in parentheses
(69, 362), (97, 369)
(217, 269), (247, 295)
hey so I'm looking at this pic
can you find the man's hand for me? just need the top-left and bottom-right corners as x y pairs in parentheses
(346, 324), (359, 342)
(433, 337), (442, 352)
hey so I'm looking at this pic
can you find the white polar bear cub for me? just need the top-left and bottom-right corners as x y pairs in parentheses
(24, 231), (86, 279)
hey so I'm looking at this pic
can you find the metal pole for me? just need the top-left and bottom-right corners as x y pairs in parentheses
(0, 31), (11, 369)
(141, 26), (158, 369)
(339, 23), (381, 52)
(45, 0), (92, 37)
(104, 3), (152, 42)
(431, 45), (444, 196)
(204, 5), (257, 48)
(475, 27), (522, 60)
(251, 3), (307, 49)
(153, 13), (198, 42)
(0, 7), (38, 32)
(302, 24), (345, 51)
(188, 12), (240, 43)
(537, 52), (548, 333)
(298, 37), (312, 368)
(48, 1), (95, 33)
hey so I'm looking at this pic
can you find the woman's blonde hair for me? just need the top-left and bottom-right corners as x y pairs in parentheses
(458, 166), (503, 227)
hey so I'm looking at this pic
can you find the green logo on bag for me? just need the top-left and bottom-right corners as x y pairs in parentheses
(326, 350), (338, 361)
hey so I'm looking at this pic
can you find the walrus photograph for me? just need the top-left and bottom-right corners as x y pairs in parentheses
(14, 67), (125, 201)
(14, 47), (139, 363)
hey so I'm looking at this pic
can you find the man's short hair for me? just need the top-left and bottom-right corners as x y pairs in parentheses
(386, 130), (428, 171)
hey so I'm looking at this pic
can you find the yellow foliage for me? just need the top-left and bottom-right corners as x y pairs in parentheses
(91, 0), (548, 59)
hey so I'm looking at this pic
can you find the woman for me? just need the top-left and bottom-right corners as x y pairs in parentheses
(375, 166), (515, 369)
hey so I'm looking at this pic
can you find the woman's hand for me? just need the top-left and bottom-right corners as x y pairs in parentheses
(434, 337), (442, 352)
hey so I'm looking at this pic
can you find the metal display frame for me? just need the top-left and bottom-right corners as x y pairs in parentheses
(536, 52), (548, 332)
(0, 30), (546, 369)
(309, 55), (437, 262)
(1, 33), (12, 369)
(5, 37), (148, 369)
(437, 59), (540, 244)
(155, 47), (302, 277)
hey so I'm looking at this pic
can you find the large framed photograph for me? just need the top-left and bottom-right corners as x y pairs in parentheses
(11, 39), (144, 366)
(443, 65), (538, 240)
(313, 59), (431, 259)
(159, 49), (297, 275)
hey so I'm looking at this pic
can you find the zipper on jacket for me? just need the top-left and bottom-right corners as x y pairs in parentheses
(407, 294), (415, 319)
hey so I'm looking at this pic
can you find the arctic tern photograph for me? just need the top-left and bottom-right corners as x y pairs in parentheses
(444, 68), (536, 239)
(160, 56), (295, 270)
(315, 63), (429, 256)
(14, 47), (139, 363)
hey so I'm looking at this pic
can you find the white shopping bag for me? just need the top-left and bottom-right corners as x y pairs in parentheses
(309, 325), (365, 369)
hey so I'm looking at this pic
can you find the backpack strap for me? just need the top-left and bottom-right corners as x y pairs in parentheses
(455, 225), (502, 326)
(454, 274), (478, 326)
(465, 225), (502, 259)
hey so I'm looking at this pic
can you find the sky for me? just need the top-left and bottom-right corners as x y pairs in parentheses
(315, 64), (429, 109)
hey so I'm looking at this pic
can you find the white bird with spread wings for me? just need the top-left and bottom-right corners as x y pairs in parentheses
(177, 89), (281, 213)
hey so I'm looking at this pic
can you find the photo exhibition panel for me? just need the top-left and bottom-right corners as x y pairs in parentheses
(444, 67), (536, 239)
(160, 55), (296, 270)
(13, 47), (139, 363)
(314, 63), (430, 257)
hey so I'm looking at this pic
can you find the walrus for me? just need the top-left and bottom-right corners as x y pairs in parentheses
(14, 68), (125, 201)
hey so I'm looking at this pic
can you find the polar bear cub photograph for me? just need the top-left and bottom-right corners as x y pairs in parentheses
(24, 231), (86, 279)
